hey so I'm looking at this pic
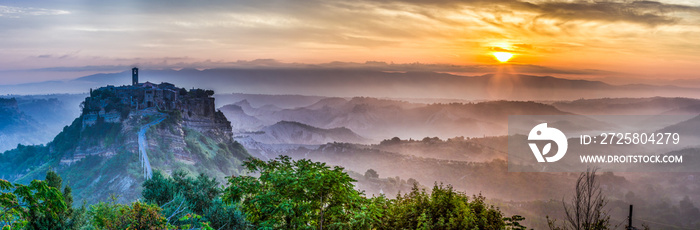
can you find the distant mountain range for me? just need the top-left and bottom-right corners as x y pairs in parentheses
(2, 68), (699, 100)
(250, 121), (368, 145)
(218, 103), (266, 132)
(222, 96), (571, 140)
(551, 97), (700, 115)
(214, 93), (325, 109)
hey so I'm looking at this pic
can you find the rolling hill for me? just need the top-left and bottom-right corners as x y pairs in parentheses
(250, 120), (368, 145)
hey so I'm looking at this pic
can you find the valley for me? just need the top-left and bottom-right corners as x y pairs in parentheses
(3, 84), (700, 229)
(223, 93), (700, 229)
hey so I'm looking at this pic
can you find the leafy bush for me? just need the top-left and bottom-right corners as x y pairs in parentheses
(142, 170), (249, 228)
(142, 170), (220, 215)
(203, 198), (249, 230)
(88, 199), (166, 230)
(376, 184), (506, 230)
(222, 156), (520, 230)
(0, 171), (80, 230)
(141, 171), (175, 207)
(223, 155), (373, 230)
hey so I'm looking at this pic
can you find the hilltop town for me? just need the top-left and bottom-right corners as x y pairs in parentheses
(80, 68), (231, 133)
(60, 67), (237, 166)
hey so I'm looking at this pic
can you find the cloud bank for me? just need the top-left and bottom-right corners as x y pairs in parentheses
(1, 0), (700, 83)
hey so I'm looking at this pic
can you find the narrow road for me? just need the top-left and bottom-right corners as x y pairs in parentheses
(138, 115), (166, 180)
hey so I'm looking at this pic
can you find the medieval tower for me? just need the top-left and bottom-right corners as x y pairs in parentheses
(132, 67), (139, 86)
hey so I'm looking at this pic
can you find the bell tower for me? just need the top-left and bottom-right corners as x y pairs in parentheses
(132, 67), (139, 86)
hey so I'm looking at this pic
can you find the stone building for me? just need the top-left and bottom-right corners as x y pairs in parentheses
(81, 68), (224, 130)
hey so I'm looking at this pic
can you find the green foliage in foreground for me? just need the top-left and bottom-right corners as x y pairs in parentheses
(0, 171), (84, 230)
(376, 184), (506, 230)
(2, 156), (525, 230)
(141, 170), (248, 229)
(224, 155), (367, 229)
(223, 155), (524, 230)
(88, 198), (166, 230)
(142, 170), (220, 215)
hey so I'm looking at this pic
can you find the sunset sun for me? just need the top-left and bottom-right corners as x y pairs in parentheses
(493, 52), (514, 63)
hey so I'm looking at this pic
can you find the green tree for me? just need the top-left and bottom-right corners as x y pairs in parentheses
(44, 171), (81, 229)
(89, 198), (166, 230)
(142, 170), (220, 215)
(0, 179), (26, 229)
(142, 171), (175, 207)
(67, 203), (89, 230)
(127, 202), (167, 230)
(203, 198), (250, 230)
(364, 169), (379, 179)
(45, 171), (63, 190)
(11, 179), (68, 230)
(504, 215), (528, 230)
(223, 156), (370, 230)
(376, 183), (507, 230)
(142, 170), (246, 229)
(172, 170), (220, 215)
(1, 171), (88, 230)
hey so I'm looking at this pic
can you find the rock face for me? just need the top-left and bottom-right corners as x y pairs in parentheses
(181, 96), (233, 143)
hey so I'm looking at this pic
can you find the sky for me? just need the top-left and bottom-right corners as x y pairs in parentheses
(1, 0), (700, 85)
